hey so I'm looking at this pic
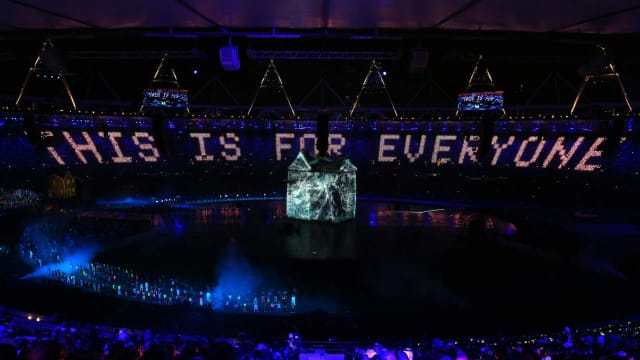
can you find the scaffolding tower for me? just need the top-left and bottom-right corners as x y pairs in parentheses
(247, 59), (296, 117)
(140, 52), (190, 113)
(570, 45), (633, 115)
(456, 54), (505, 117)
(349, 60), (397, 117)
(16, 39), (77, 110)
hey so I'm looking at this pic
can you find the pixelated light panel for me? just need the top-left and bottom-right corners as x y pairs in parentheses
(0, 111), (621, 174)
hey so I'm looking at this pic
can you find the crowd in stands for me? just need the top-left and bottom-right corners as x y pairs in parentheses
(0, 307), (300, 360)
(1, 303), (640, 360)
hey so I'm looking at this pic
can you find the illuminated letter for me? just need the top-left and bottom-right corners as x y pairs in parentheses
(432, 135), (456, 164)
(458, 135), (479, 164)
(104, 132), (132, 163)
(299, 133), (318, 154)
(514, 136), (546, 168)
(63, 131), (103, 164)
(378, 134), (400, 162)
(42, 131), (65, 165)
(327, 133), (346, 156)
(190, 132), (213, 161)
(219, 132), (241, 161)
(575, 137), (605, 172)
(276, 133), (295, 161)
(47, 147), (65, 165)
(542, 136), (584, 169)
(403, 134), (426, 163)
(132, 132), (160, 162)
(490, 136), (515, 166)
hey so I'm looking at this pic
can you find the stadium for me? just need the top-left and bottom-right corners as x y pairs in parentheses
(0, 1), (640, 359)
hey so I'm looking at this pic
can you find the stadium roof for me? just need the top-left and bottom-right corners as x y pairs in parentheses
(1, 0), (640, 34)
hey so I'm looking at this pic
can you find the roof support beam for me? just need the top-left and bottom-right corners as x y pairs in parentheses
(431, 0), (485, 28)
(8, 0), (102, 28)
(554, 4), (640, 31)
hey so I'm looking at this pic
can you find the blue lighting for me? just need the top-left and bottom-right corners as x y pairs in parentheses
(171, 214), (185, 235)
(368, 211), (377, 227)
(97, 195), (286, 209)
(211, 244), (261, 310)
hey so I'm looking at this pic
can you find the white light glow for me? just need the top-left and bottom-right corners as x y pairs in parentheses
(432, 135), (456, 164)
(132, 132), (160, 162)
(490, 136), (515, 166)
(41, 131), (65, 165)
(106, 132), (132, 163)
(542, 136), (584, 169)
(190, 132), (214, 161)
(403, 134), (426, 163)
(299, 133), (318, 155)
(276, 133), (295, 160)
(219, 132), (241, 161)
(458, 135), (479, 164)
(514, 136), (546, 167)
(378, 134), (400, 162)
(575, 136), (605, 171)
(63, 131), (103, 164)
(328, 133), (346, 156)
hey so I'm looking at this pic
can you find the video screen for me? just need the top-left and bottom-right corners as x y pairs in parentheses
(142, 89), (189, 109)
(457, 91), (504, 111)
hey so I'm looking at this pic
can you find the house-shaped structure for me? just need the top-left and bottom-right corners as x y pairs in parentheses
(286, 151), (357, 223)
(47, 170), (76, 199)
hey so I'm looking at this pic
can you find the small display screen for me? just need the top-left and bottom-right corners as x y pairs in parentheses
(457, 91), (504, 111)
(142, 89), (189, 109)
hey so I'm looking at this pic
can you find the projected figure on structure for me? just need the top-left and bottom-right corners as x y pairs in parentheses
(286, 112), (357, 223)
